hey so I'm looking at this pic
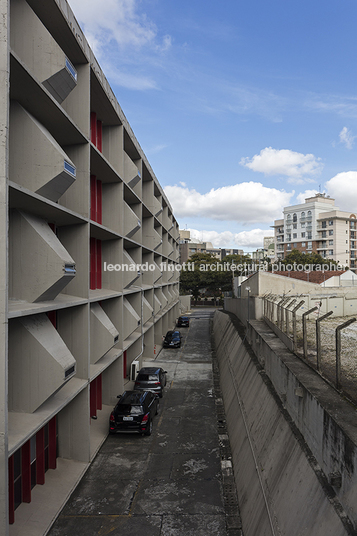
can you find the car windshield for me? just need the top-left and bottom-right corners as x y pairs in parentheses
(130, 405), (143, 414)
(137, 374), (158, 381)
(115, 404), (143, 415)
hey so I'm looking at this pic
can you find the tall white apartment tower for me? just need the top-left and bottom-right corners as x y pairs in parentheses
(0, 1), (180, 534)
(273, 193), (356, 269)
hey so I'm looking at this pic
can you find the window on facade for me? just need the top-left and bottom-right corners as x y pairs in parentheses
(321, 221), (327, 229)
(307, 232), (312, 239)
(329, 220), (333, 226)
(329, 250), (333, 255)
(293, 233), (297, 239)
(307, 241), (312, 249)
(301, 242), (306, 247)
(293, 213), (297, 222)
(301, 232), (305, 238)
(301, 223), (305, 228)
(329, 230), (333, 236)
(322, 231), (326, 238)
(301, 212), (305, 218)
(293, 224), (297, 229)
(329, 240), (333, 246)
(293, 243), (297, 248)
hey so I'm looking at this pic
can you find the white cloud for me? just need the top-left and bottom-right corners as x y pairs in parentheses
(325, 172), (357, 210)
(187, 228), (274, 249)
(69, 0), (155, 49)
(339, 127), (356, 150)
(295, 189), (319, 204)
(240, 147), (322, 183)
(164, 182), (293, 224)
(68, 0), (171, 89)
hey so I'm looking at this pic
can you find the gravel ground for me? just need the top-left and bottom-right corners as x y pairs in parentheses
(294, 314), (357, 403)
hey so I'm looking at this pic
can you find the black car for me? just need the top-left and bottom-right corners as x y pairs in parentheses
(163, 330), (181, 348)
(177, 315), (190, 327)
(135, 367), (167, 398)
(109, 390), (159, 436)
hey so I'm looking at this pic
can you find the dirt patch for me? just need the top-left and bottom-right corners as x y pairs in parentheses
(295, 314), (357, 404)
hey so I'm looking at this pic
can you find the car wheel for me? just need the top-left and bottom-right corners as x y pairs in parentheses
(145, 419), (153, 436)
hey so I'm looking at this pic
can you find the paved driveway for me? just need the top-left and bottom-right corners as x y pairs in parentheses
(48, 308), (241, 536)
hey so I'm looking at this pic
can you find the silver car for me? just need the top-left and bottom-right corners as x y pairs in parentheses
(134, 367), (167, 398)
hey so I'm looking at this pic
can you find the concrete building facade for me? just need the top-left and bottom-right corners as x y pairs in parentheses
(272, 193), (356, 268)
(178, 230), (243, 263)
(1, 1), (180, 533)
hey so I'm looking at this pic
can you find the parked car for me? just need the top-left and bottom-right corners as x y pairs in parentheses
(163, 330), (181, 348)
(109, 390), (159, 436)
(135, 367), (167, 398)
(177, 315), (190, 327)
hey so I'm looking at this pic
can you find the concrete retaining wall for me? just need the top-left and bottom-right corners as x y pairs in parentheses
(224, 296), (263, 327)
(213, 310), (357, 536)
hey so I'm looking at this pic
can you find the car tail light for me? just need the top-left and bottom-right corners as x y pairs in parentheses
(141, 413), (149, 425)
(110, 413), (115, 422)
(135, 382), (140, 385)
(154, 382), (161, 385)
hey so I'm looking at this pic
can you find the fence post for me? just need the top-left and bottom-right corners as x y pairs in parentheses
(292, 300), (305, 353)
(285, 299), (296, 336)
(269, 295), (276, 323)
(277, 298), (285, 329)
(302, 307), (318, 360)
(315, 311), (333, 371)
(335, 318), (356, 390)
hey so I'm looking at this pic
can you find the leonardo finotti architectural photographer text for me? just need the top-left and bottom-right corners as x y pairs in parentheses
(103, 261), (346, 273)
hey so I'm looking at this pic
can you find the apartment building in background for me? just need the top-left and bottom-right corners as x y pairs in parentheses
(272, 193), (356, 269)
(0, 1), (180, 534)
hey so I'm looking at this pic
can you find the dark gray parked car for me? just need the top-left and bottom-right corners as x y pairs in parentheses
(134, 367), (167, 398)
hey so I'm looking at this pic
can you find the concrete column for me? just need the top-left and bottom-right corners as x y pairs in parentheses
(0, 1), (9, 533)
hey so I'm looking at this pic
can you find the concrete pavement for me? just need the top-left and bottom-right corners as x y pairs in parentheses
(48, 308), (242, 536)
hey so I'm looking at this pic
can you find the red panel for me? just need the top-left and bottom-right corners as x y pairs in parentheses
(90, 175), (97, 221)
(48, 417), (57, 470)
(96, 120), (102, 152)
(47, 311), (57, 329)
(21, 441), (31, 503)
(96, 240), (102, 289)
(8, 456), (14, 524)
(90, 380), (97, 419)
(36, 429), (45, 485)
(123, 351), (127, 379)
(90, 112), (97, 144)
(96, 375), (102, 410)
(90, 238), (97, 290)
(96, 180), (102, 224)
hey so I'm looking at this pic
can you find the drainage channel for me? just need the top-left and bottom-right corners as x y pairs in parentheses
(211, 333), (243, 536)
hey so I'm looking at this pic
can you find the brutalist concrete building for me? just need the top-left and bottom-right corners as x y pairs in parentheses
(0, 0), (180, 533)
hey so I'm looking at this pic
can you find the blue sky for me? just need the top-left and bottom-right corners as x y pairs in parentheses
(68, 0), (357, 252)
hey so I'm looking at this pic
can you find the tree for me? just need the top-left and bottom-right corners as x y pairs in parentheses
(180, 252), (253, 297)
(280, 249), (339, 269)
(180, 253), (228, 298)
